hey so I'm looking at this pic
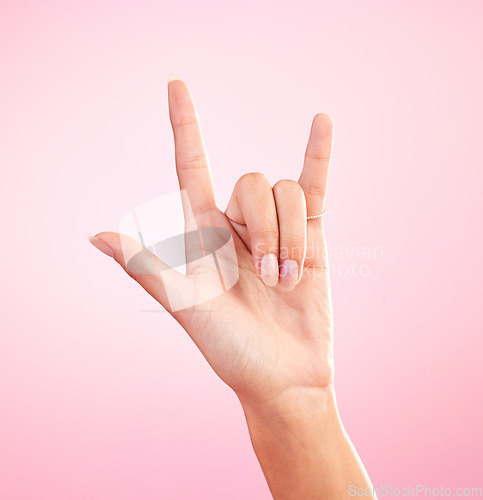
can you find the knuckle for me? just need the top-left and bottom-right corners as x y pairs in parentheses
(273, 179), (303, 195)
(301, 184), (326, 197)
(281, 230), (305, 246)
(257, 227), (279, 242)
(173, 117), (198, 129)
(304, 151), (331, 162)
(177, 153), (208, 170)
(238, 172), (269, 188)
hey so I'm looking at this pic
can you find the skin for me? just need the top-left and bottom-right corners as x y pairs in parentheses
(88, 74), (376, 499)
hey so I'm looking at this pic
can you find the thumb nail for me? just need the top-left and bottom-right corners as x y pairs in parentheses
(87, 235), (115, 258)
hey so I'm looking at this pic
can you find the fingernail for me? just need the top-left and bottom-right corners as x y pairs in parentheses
(260, 253), (279, 287)
(87, 235), (114, 258)
(168, 73), (181, 85)
(280, 259), (299, 287)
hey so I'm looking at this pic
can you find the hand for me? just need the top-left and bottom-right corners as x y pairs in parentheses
(89, 75), (375, 499)
(89, 75), (335, 408)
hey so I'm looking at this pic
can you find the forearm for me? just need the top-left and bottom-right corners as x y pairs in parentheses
(240, 386), (375, 500)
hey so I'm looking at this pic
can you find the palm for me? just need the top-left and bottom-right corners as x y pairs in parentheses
(172, 209), (334, 405)
(95, 76), (335, 406)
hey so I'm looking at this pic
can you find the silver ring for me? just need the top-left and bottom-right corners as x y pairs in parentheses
(307, 209), (327, 220)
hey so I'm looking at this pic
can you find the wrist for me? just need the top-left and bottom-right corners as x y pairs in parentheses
(239, 384), (340, 428)
(238, 385), (368, 500)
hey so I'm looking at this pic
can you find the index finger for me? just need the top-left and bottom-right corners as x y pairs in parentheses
(168, 74), (216, 217)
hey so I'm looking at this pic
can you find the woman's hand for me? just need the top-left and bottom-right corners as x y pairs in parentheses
(90, 75), (334, 408)
(89, 75), (374, 499)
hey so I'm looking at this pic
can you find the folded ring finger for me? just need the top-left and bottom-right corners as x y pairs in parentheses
(273, 180), (307, 290)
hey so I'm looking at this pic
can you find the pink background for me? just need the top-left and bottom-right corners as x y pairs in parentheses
(1, 1), (482, 498)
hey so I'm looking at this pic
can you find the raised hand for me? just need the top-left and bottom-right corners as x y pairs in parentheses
(88, 75), (374, 499)
(90, 74), (334, 406)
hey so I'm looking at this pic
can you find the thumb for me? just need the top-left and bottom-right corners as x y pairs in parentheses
(88, 231), (186, 313)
